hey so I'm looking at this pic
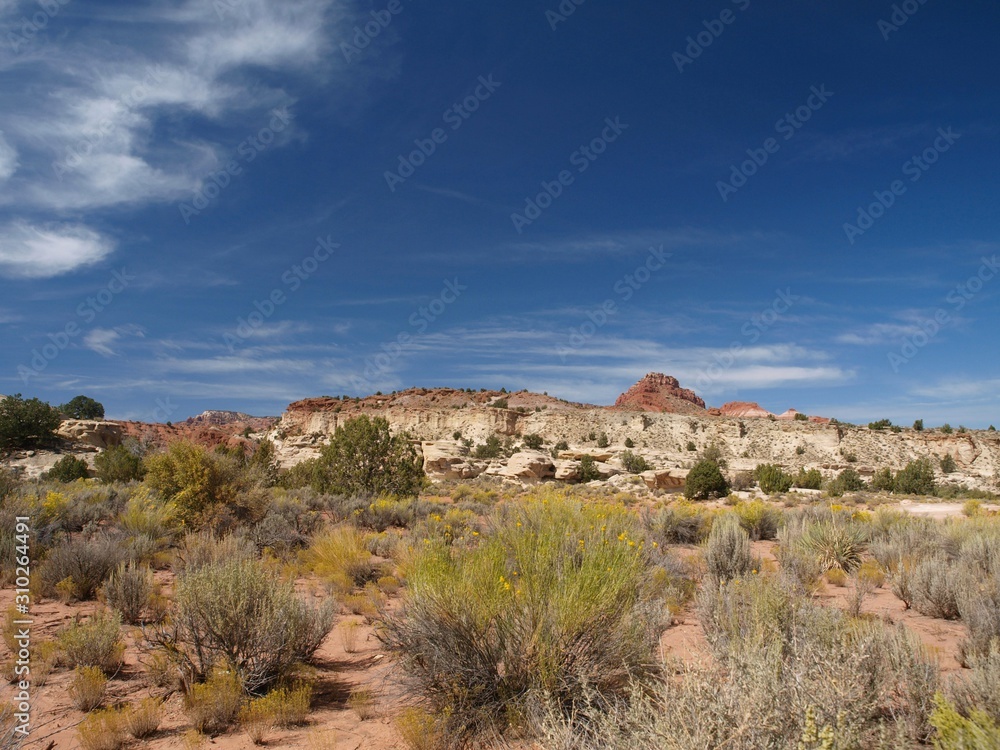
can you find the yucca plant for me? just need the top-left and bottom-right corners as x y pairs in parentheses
(797, 519), (868, 573)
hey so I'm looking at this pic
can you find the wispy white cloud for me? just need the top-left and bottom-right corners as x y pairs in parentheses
(83, 324), (145, 357)
(0, 130), (16, 180)
(0, 0), (339, 214)
(0, 220), (115, 278)
(84, 328), (121, 357)
(835, 322), (924, 346)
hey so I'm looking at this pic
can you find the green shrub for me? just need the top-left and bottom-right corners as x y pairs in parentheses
(59, 395), (105, 420)
(914, 419), (924, 431)
(619, 450), (650, 474)
(895, 459), (936, 495)
(869, 419), (893, 431)
(151, 557), (334, 693)
(941, 423), (954, 434)
(58, 610), (124, 674)
(685, 440), (697, 452)
(314, 415), (424, 497)
(704, 515), (755, 583)
(380, 495), (664, 741)
(827, 468), (865, 497)
(624, 437), (634, 448)
(0, 394), (62, 453)
(95, 445), (144, 483)
(792, 468), (822, 490)
(753, 464), (793, 494)
(684, 460), (729, 500)
(578, 455), (601, 482)
(596, 432), (610, 448)
(522, 433), (544, 450)
(940, 454), (957, 474)
(866, 468), (893, 493)
(42, 455), (90, 482)
(473, 434), (504, 459)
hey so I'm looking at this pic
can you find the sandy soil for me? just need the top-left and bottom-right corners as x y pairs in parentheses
(3, 506), (984, 750)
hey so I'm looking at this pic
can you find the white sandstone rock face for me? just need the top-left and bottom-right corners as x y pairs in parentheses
(640, 469), (687, 490)
(421, 441), (484, 480)
(56, 420), (123, 450)
(266, 398), (1000, 492)
(499, 450), (555, 480)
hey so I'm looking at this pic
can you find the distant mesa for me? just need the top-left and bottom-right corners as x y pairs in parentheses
(613, 373), (707, 415)
(713, 401), (773, 418)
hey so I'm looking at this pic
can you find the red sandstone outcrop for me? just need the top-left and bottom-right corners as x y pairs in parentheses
(613, 373), (706, 415)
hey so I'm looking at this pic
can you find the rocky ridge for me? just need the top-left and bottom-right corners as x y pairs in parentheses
(267, 376), (1000, 492)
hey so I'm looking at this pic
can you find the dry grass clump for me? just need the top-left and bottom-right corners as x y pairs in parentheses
(303, 524), (383, 595)
(68, 666), (108, 711)
(77, 707), (128, 750)
(185, 667), (244, 735)
(238, 680), (312, 743)
(381, 492), (665, 742)
(239, 698), (276, 745)
(121, 696), (163, 739)
(348, 688), (378, 720)
(395, 707), (448, 750)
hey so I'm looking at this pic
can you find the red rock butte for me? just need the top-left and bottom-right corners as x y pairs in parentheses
(613, 373), (707, 415)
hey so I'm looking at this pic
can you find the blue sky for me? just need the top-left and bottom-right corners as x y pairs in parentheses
(1, 0), (998, 426)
